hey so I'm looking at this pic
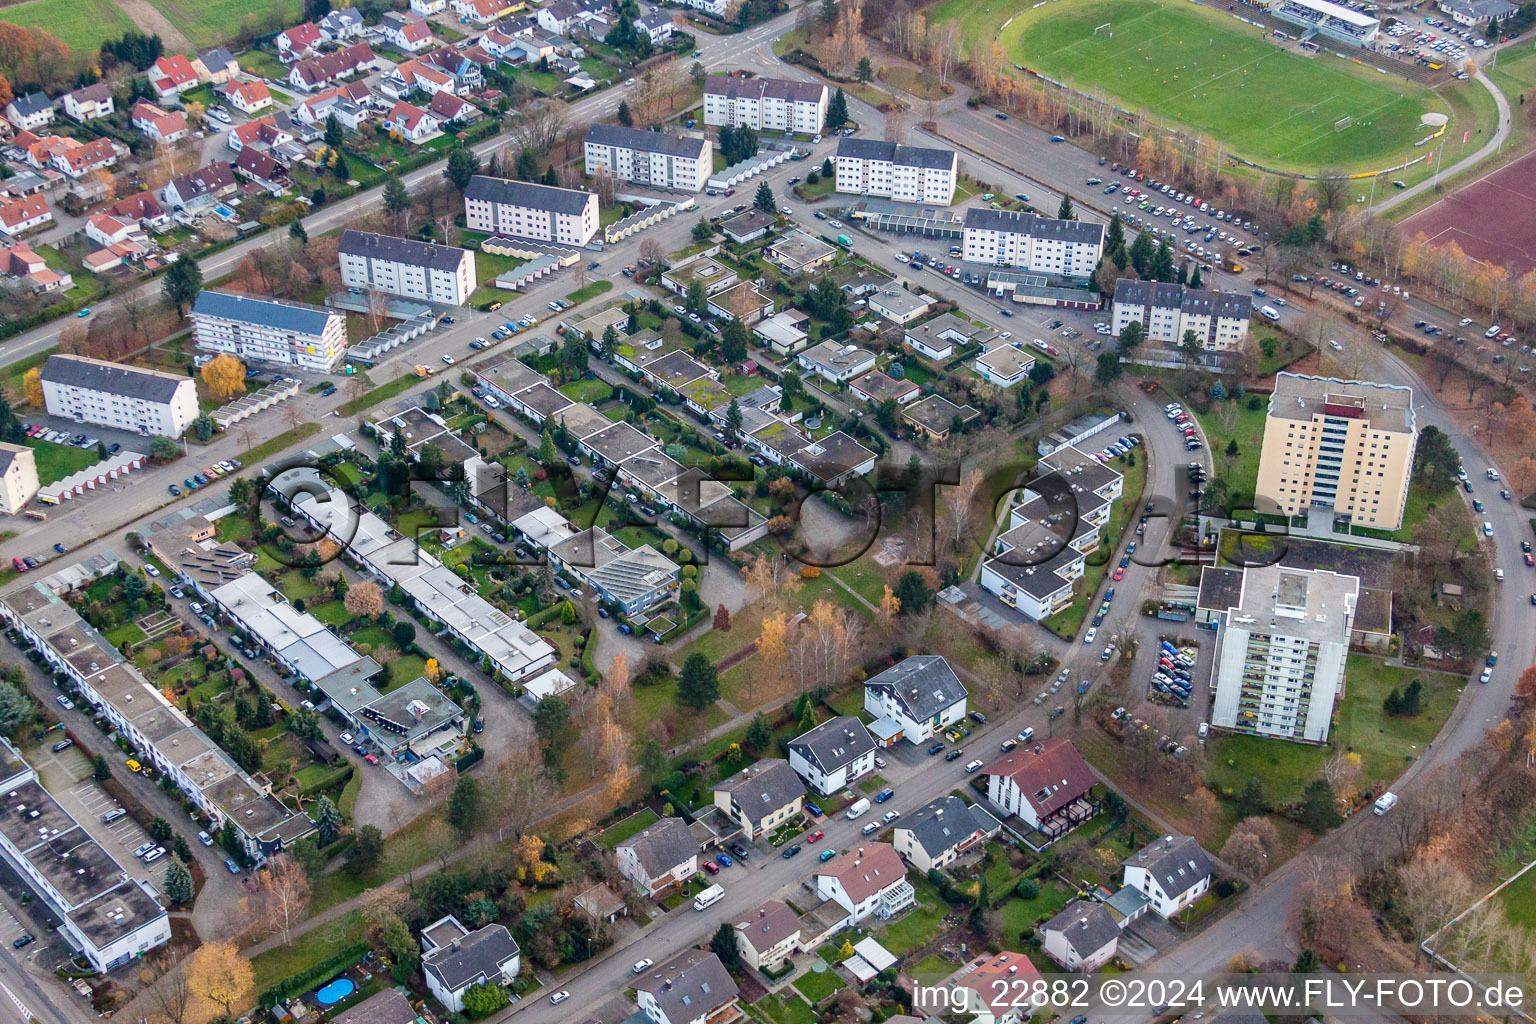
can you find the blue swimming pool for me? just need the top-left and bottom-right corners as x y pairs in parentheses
(214, 205), (236, 219)
(315, 979), (355, 1005)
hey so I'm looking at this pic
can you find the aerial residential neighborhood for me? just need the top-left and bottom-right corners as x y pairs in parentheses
(0, 0), (1523, 1021)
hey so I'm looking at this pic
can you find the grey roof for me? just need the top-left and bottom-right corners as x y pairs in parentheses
(705, 74), (824, 104)
(619, 816), (696, 876)
(722, 209), (776, 239)
(1123, 834), (1214, 895)
(789, 430), (876, 483)
(357, 676), (463, 739)
(0, 443), (23, 476)
(1043, 899), (1120, 954)
(836, 137), (955, 171)
(788, 716), (875, 775)
(586, 123), (706, 159)
(864, 655), (968, 722)
(8, 92), (49, 117)
(192, 289), (336, 336)
(41, 354), (189, 404)
(1113, 279), (1250, 320)
(68, 83), (113, 104)
(714, 759), (804, 818)
(421, 923), (519, 992)
(585, 421), (656, 464)
(900, 795), (988, 859)
(339, 230), (469, 272)
(199, 47), (237, 68)
(1196, 566), (1245, 615)
(964, 208), (1105, 247)
(635, 950), (739, 1024)
(464, 174), (592, 216)
(332, 988), (418, 1024)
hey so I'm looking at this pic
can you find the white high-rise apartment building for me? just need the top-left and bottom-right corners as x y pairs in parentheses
(1198, 563), (1359, 743)
(40, 354), (198, 437)
(703, 75), (827, 135)
(584, 125), (713, 192)
(962, 210), (1104, 277)
(462, 175), (598, 246)
(834, 139), (958, 205)
(191, 289), (348, 371)
(337, 230), (476, 306)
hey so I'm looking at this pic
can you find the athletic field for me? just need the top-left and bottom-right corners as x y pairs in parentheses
(930, 0), (1449, 171)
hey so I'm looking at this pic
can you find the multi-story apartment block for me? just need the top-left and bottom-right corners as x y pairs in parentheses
(834, 139), (958, 205)
(338, 230), (476, 306)
(0, 739), (171, 972)
(583, 124), (712, 192)
(1110, 279), (1252, 351)
(978, 445), (1123, 620)
(463, 175), (598, 246)
(962, 210), (1104, 277)
(39, 354), (198, 437)
(1255, 372), (1418, 528)
(703, 75), (827, 134)
(1198, 562), (1359, 743)
(191, 289), (348, 371)
(0, 444), (38, 514)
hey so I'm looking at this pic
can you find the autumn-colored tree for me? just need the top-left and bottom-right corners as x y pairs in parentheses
(343, 581), (383, 620)
(185, 942), (254, 1019)
(87, 167), (115, 202)
(875, 584), (900, 634)
(756, 610), (789, 694)
(200, 354), (246, 401)
(21, 367), (42, 407)
(712, 604), (731, 632)
(423, 657), (441, 682)
(0, 72), (12, 109)
(255, 853), (311, 946)
(1187, 786), (1219, 821)
(1515, 664), (1536, 702)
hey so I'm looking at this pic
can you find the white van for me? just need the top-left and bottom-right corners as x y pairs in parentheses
(694, 883), (725, 911)
(1373, 792), (1398, 815)
(845, 798), (871, 820)
(1259, 305), (1281, 322)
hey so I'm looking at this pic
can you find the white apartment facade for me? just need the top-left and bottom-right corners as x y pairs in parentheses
(1110, 279), (1252, 351)
(1197, 563), (1359, 744)
(338, 230), (476, 306)
(39, 354), (198, 437)
(190, 289), (348, 371)
(463, 175), (598, 246)
(584, 124), (712, 192)
(834, 138), (958, 205)
(703, 75), (827, 134)
(962, 209), (1104, 276)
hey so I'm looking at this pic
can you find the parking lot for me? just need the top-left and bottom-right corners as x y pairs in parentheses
(57, 778), (162, 897)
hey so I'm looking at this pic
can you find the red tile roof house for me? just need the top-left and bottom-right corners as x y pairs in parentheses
(50, 138), (122, 179)
(287, 42), (379, 92)
(427, 91), (478, 124)
(981, 738), (1101, 842)
(86, 213), (137, 248)
(234, 148), (290, 191)
(384, 100), (441, 143)
(223, 80), (273, 115)
(382, 11), (434, 52)
(812, 842), (916, 926)
(148, 55), (200, 103)
(276, 21), (324, 60)
(130, 102), (189, 144)
(941, 952), (1044, 1024)
(227, 115), (293, 154)
(108, 192), (170, 232)
(1, 243), (70, 292)
(0, 195), (52, 238)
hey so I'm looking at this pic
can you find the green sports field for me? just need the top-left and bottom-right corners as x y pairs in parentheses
(930, 0), (1453, 172)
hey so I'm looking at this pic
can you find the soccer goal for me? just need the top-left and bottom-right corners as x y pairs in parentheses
(1333, 115), (1353, 132)
(1092, 21), (1112, 35)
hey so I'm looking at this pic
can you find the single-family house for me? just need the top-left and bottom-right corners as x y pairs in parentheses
(131, 102), (189, 143)
(411, 0), (446, 13)
(384, 100), (441, 142)
(903, 312), (998, 360)
(51, 138), (121, 179)
(813, 843), (916, 926)
(276, 21), (324, 59)
(1121, 835), (1214, 918)
(712, 759), (804, 839)
(982, 738), (1099, 840)
(942, 952), (1043, 1024)
(193, 47), (240, 84)
(5, 93), (52, 131)
(233, 148), (289, 191)
(615, 817), (698, 898)
(787, 716), (876, 797)
(891, 795), (994, 872)
(382, 11), (435, 51)
(796, 339), (876, 384)
(849, 369), (919, 406)
(86, 214), (137, 248)
(161, 161), (237, 211)
(108, 192), (170, 232)
(0, 195), (51, 237)
(319, 7), (365, 40)
(862, 655), (969, 746)
(224, 80), (273, 116)
(1041, 900), (1119, 971)
(419, 917), (521, 1013)
(148, 55), (200, 102)
(293, 82), (373, 129)
(451, 0), (517, 21)
(0, 242), (68, 293)
(428, 91), (478, 124)
(228, 115), (293, 154)
(634, 951), (741, 1024)
(733, 901), (801, 971)
(62, 84), (113, 123)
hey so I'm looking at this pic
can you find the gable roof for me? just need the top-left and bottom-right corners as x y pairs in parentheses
(1123, 834), (1213, 895)
(192, 289), (331, 335)
(946, 952), (1042, 1018)
(167, 161), (236, 200)
(331, 989), (417, 1024)
(733, 900), (800, 953)
(150, 55), (198, 87)
(864, 655), (968, 722)
(1042, 899), (1119, 953)
(617, 816), (695, 876)
(983, 738), (1096, 819)
(339, 230), (468, 271)
(227, 80), (272, 107)
(816, 842), (906, 903)
(714, 759), (803, 817)
(836, 137), (955, 171)
(420, 923), (519, 991)
(7, 92), (50, 117)
(900, 795), (988, 859)
(235, 146), (287, 183)
(387, 100), (435, 132)
(67, 83), (112, 106)
(705, 74), (824, 104)
(197, 47), (237, 70)
(585, 123), (707, 159)
(0, 195), (48, 228)
(427, 91), (474, 120)
(464, 174), (592, 216)
(788, 716), (874, 776)
(635, 950), (739, 1024)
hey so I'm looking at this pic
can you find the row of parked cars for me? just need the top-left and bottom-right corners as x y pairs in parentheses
(1165, 403), (1204, 451)
(24, 424), (114, 453)
(169, 458), (241, 497)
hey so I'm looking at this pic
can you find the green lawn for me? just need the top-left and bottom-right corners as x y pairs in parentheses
(1191, 399), (1269, 504)
(753, 992), (816, 1024)
(250, 908), (366, 993)
(1496, 866), (1536, 931)
(558, 378), (614, 403)
(597, 808), (659, 849)
(877, 877), (952, 954)
(927, 0), (1455, 172)
(793, 968), (844, 1003)
(148, 0), (301, 46)
(566, 280), (613, 306)
(25, 439), (101, 486)
(0, 0), (137, 57)
(1206, 654), (1461, 804)
(878, 65), (952, 101)
(339, 375), (420, 416)
(241, 423), (322, 467)
(993, 879), (1074, 940)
